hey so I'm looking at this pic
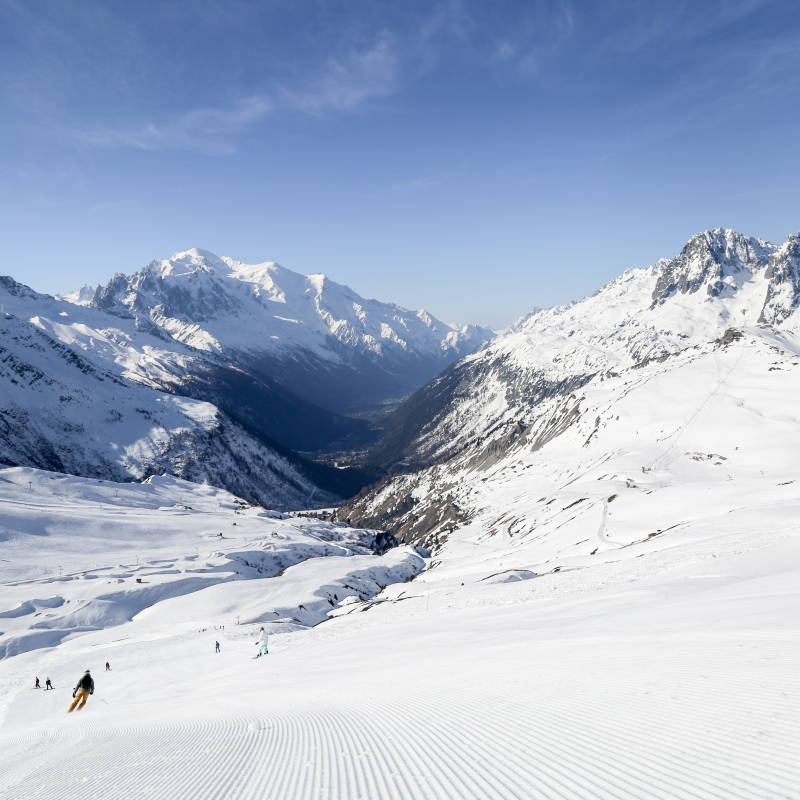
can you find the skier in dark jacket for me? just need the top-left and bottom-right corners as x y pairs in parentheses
(45, 678), (53, 690)
(68, 670), (94, 713)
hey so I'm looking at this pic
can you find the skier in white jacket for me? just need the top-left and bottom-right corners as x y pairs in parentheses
(255, 627), (268, 657)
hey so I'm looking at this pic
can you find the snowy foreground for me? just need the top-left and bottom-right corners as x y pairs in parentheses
(0, 466), (797, 798)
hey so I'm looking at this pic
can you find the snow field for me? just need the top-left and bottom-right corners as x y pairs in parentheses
(373, 332), (800, 590)
(0, 477), (798, 800)
(0, 522), (797, 799)
(0, 469), (418, 659)
(2, 318), (800, 796)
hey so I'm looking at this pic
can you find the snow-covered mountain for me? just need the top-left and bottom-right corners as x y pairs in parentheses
(338, 228), (800, 544)
(61, 284), (96, 305)
(365, 228), (799, 472)
(1, 246), (495, 507)
(82, 249), (494, 413)
(3, 275), (371, 454)
(0, 276), (370, 508)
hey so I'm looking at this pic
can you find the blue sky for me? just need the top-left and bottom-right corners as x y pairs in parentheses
(2, 0), (800, 328)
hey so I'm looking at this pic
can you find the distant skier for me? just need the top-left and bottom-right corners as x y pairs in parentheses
(215, 641), (220, 653)
(255, 627), (269, 657)
(45, 678), (53, 690)
(105, 662), (111, 671)
(68, 670), (94, 713)
(35, 677), (40, 689)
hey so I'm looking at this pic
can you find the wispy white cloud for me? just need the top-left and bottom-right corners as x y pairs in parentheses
(70, 34), (399, 154)
(74, 96), (274, 154)
(278, 33), (398, 114)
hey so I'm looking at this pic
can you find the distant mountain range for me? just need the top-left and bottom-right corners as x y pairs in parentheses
(6, 229), (798, 515)
(68, 249), (494, 415)
(0, 250), (493, 508)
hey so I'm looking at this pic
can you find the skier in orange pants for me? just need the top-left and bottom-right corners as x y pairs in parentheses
(68, 670), (94, 712)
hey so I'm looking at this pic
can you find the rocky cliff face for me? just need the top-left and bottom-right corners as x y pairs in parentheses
(650, 229), (774, 305)
(759, 234), (800, 325)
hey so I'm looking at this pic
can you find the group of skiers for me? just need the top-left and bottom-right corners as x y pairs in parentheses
(33, 663), (110, 713)
(215, 627), (269, 656)
(34, 626), (269, 714)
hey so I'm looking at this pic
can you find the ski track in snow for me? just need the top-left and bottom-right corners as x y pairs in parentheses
(0, 633), (797, 800)
(650, 345), (746, 472)
(1, 520), (798, 800)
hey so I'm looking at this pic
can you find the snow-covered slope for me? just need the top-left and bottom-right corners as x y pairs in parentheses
(0, 308), (338, 508)
(366, 228), (797, 471)
(0, 441), (797, 798)
(339, 229), (800, 549)
(86, 248), (494, 413)
(0, 468), (420, 660)
(338, 323), (800, 547)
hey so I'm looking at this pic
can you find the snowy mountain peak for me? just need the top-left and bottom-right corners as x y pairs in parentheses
(157, 248), (230, 276)
(86, 248), (494, 412)
(62, 284), (97, 306)
(650, 228), (776, 307)
(759, 232), (800, 325)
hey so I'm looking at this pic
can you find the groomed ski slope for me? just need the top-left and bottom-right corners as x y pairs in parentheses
(0, 502), (798, 798)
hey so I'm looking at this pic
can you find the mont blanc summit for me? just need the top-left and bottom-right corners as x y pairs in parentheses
(84, 248), (494, 414)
